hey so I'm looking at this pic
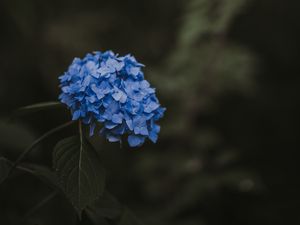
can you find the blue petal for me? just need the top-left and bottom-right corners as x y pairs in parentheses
(112, 113), (123, 124)
(99, 81), (111, 94)
(126, 65), (140, 77)
(62, 86), (70, 93)
(105, 121), (118, 129)
(149, 124), (160, 143)
(87, 104), (99, 114)
(59, 73), (71, 82)
(102, 96), (113, 108)
(111, 123), (126, 135)
(112, 90), (123, 101)
(72, 110), (81, 120)
(82, 75), (93, 87)
(86, 61), (99, 78)
(139, 126), (149, 135)
(133, 115), (147, 127)
(125, 100), (140, 115)
(86, 95), (97, 103)
(125, 119), (133, 131)
(106, 58), (124, 71)
(103, 101), (119, 120)
(89, 123), (96, 136)
(91, 84), (105, 100)
(144, 101), (160, 113)
(140, 80), (150, 89)
(128, 135), (145, 147)
(153, 107), (166, 120)
(97, 66), (112, 77)
(107, 133), (121, 142)
(112, 88), (127, 103)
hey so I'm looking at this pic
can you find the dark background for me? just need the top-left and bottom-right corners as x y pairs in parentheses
(0, 0), (299, 224)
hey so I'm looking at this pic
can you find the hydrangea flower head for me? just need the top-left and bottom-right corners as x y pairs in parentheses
(59, 51), (166, 147)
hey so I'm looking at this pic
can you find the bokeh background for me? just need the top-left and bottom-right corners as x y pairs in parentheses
(0, 0), (300, 224)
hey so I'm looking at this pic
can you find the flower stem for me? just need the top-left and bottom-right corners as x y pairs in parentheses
(79, 120), (83, 143)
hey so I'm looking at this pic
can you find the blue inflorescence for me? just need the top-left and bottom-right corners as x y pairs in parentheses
(59, 51), (165, 147)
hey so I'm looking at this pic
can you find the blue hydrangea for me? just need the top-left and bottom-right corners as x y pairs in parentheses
(59, 51), (166, 147)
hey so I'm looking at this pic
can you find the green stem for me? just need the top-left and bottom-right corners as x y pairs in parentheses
(78, 120), (83, 221)
(79, 120), (83, 144)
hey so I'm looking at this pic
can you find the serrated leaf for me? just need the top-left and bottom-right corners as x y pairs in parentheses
(53, 136), (106, 218)
(86, 191), (123, 220)
(0, 157), (12, 184)
(14, 101), (64, 117)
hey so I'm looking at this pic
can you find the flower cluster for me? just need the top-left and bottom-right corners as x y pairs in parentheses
(59, 51), (165, 147)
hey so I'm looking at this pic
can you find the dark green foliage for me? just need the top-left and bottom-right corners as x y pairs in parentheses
(53, 136), (106, 217)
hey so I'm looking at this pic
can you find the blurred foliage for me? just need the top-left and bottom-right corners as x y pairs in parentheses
(135, 1), (261, 225)
(0, 0), (300, 225)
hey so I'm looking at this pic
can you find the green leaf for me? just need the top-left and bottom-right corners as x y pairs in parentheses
(14, 101), (64, 117)
(53, 136), (106, 218)
(86, 191), (123, 220)
(0, 157), (12, 184)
